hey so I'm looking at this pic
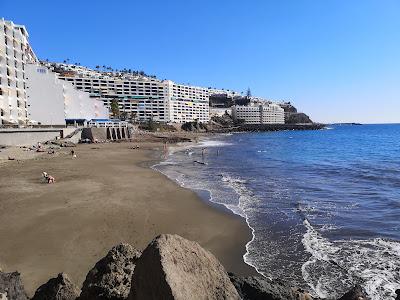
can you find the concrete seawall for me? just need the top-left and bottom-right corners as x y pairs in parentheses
(81, 127), (131, 142)
(0, 128), (77, 146)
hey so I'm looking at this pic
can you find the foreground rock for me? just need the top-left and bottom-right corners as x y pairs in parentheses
(79, 243), (141, 300)
(0, 271), (28, 300)
(229, 274), (314, 300)
(129, 234), (240, 300)
(32, 273), (80, 300)
(396, 289), (400, 300)
(336, 285), (367, 300)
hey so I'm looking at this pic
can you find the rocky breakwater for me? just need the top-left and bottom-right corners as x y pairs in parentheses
(1, 235), (370, 300)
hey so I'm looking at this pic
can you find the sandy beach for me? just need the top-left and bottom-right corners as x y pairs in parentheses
(0, 141), (256, 296)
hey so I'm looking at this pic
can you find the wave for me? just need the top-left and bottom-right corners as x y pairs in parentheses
(195, 139), (233, 148)
(302, 219), (400, 300)
(218, 174), (265, 276)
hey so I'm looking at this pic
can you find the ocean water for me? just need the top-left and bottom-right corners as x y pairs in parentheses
(154, 124), (400, 300)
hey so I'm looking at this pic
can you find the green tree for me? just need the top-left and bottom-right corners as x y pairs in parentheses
(110, 100), (120, 119)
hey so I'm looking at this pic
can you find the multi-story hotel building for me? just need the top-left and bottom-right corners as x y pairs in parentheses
(50, 63), (210, 123)
(165, 80), (209, 123)
(232, 102), (285, 124)
(0, 19), (37, 125)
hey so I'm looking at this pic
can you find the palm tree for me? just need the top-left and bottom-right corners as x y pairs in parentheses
(110, 100), (120, 119)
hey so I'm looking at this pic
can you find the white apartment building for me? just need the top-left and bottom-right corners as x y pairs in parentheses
(57, 73), (168, 122)
(53, 64), (210, 123)
(232, 103), (285, 124)
(25, 64), (108, 125)
(0, 19), (37, 125)
(165, 80), (209, 123)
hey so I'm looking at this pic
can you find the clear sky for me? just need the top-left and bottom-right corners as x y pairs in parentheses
(2, 0), (399, 123)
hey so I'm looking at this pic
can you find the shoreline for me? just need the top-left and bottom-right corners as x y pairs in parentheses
(152, 136), (265, 277)
(0, 141), (257, 296)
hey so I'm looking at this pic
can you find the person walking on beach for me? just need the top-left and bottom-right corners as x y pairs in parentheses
(202, 148), (206, 162)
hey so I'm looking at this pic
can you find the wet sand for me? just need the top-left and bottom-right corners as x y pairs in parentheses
(0, 142), (256, 295)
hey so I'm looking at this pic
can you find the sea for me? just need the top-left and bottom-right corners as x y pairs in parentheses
(153, 124), (400, 300)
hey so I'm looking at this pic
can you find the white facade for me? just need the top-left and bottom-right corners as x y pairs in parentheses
(58, 74), (169, 122)
(25, 64), (108, 125)
(0, 19), (37, 125)
(165, 80), (209, 123)
(232, 103), (284, 124)
(55, 66), (210, 123)
(25, 65), (65, 125)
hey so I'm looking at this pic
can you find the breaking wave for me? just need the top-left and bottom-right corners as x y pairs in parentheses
(302, 219), (400, 300)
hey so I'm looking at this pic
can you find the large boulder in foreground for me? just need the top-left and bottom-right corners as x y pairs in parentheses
(336, 285), (367, 300)
(229, 274), (314, 300)
(396, 289), (400, 300)
(79, 243), (141, 300)
(129, 234), (240, 300)
(0, 271), (28, 300)
(32, 273), (79, 300)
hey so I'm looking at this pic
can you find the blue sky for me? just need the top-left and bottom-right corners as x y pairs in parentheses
(2, 0), (399, 123)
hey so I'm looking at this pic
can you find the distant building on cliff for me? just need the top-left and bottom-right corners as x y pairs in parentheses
(0, 19), (37, 125)
(232, 102), (284, 124)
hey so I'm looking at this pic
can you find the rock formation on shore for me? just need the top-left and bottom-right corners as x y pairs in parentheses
(79, 243), (141, 300)
(0, 271), (28, 300)
(336, 285), (368, 300)
(229, 274), (314, 300)
(31, 273), (79, 300)
(0, 234), (372, 300)
(129, 234), (240, 300)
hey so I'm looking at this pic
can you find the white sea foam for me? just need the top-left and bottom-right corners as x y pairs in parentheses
(195, 139), (233, 148)
(218, 174), (266, 276)
(302, 219), (400, 300)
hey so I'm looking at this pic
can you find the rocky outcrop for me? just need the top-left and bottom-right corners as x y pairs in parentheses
(229, 274), (314, 300)
(181, 121), (208, 132)
(0, 237), (378, 300)
(128, 234), (240, 300)
(336, 285), (367, 300)
(79, 243), (141, 300)
(0, 271), (28, 300)
(286, 113), (313, 124)
(32, 273), (80, 300)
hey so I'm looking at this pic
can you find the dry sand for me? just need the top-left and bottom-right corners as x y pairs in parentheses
(0, 142), (256, 295)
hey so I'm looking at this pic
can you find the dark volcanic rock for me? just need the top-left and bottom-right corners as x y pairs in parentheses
(129, 234), (240, 300)
(286, 112), (313, 124)
(229, 274), (314, 300)
(395, 289), (400, 300)
(32, 273), (80, 300)
(336, 285), (367, 300)
(0, 271), (28, 300)
(79, 243), (141, 300)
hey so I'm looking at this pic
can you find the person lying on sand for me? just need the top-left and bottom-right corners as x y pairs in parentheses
(42, 172), (55, 184)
